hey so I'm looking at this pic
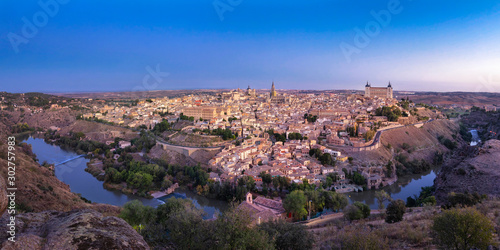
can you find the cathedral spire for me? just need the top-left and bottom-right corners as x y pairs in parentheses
(270, 81), (277, 97)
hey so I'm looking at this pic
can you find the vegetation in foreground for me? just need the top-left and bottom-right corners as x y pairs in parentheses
(120, 199), (314, 250)
(315, 194), (500, 250)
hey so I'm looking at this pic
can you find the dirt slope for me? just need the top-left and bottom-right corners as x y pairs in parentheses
(434, 139), (500, 202)
(351, 119), (459, 164)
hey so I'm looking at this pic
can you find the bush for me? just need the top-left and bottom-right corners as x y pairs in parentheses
(432, 207), (494, 250)
(353, 202), (370, 218)
(386, 199), (406, 223)
(334, 225), (389, 249)
(258, 219), (314, 250)
(344, 204), (363, 221)
(446, 192), (486, 208)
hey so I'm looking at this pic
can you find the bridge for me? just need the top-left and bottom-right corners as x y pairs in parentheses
(55, 155), (86, 166)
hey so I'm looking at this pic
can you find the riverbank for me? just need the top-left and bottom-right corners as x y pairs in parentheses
(24, 137), (162, 207)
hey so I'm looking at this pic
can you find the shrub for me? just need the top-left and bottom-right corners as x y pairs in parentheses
(446, 192), (486, 208)
(432, 207), (494, 250)
(258, 219), (314, 250)
(386, 199), (406, 223)
(344, 204), (363, 221)
(334, 226), (389, 249)
(353, 202), (371, 218)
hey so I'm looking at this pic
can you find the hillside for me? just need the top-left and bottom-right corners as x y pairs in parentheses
(434, 139), (500, 203)
(311, 200), (500, 249)
(57, 120), (138, 143)
(404, 92), (500, 106)
(350, 119), (460, 167)
(148, 144), (220, 167)
(0, 140), (120, 215)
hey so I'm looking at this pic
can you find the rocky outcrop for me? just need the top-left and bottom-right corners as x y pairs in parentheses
(434, 139), (500, 203)
(0, 177), (7, 215)
(0, 209), (149, 250)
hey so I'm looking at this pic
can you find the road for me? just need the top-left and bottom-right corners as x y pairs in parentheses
(302, 209), (380, 228)
(348, 119), (436, 149)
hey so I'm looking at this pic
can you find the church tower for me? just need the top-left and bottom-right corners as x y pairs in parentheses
(246, 193), (253, 204)
(270, 81), (277, 97)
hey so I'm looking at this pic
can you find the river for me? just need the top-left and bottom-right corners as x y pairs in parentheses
(24, 136), (436, 214)
(470, 129), (481, 146)
(348, 168), (437, 209)
(23, 136), (228, 218)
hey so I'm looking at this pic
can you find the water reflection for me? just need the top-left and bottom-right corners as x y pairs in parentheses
(24, 136), (229, 216)
(24, 137), (161, 207)
(348, 168), (437, 209)
(159, 188), (229, 219)
(470, 130), (481, 146)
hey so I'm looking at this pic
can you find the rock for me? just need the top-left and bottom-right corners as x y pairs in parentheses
(0, 177), (7, 215)
(0, 209), (149, 250)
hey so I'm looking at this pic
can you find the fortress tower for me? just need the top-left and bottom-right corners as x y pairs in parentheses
(364, 81), (393, 99)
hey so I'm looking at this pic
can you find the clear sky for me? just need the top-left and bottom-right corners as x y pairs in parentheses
(1, 0), (500, 93)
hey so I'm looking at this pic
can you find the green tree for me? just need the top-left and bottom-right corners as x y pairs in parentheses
(213, 205), (274, 249)
(322, 191), (348, 212)
(344, 204), (363, 221)
(120, 200), (156, 227)
(283, 190), (308, 220)
(374, 190), (391, 210)
(353, 202), (370, 218)
(432, 207), (494, 250)
(259, 172), (272, 186)
(385, 199), (406, 223)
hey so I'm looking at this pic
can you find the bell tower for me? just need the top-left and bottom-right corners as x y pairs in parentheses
(246, 193), (253, 204)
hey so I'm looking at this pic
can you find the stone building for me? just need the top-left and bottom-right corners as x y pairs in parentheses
(237, 193), (286, 224)
(364, 82), (393, 99)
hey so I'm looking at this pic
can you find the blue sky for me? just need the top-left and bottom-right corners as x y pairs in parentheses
(1, 0), (500, 93)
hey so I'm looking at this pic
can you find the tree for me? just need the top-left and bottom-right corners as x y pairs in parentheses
(353, 202), (370, 218)
(283, 190), (308, 220)
(319, 153), (335, 166)
(259, 219), (314, 250)
(385, 199), (406, 223)
(323, 191), (348, 212)
(374, 190), (391, 210)
(350, 171), (366, 185)
(344, 204), (363, 221)
(259, 172), (272, 186)
(364, 130), (376, 141)
(120, 200), (156, 227)
(432, 207), (494, 250)
(213, 205), (274, 249)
